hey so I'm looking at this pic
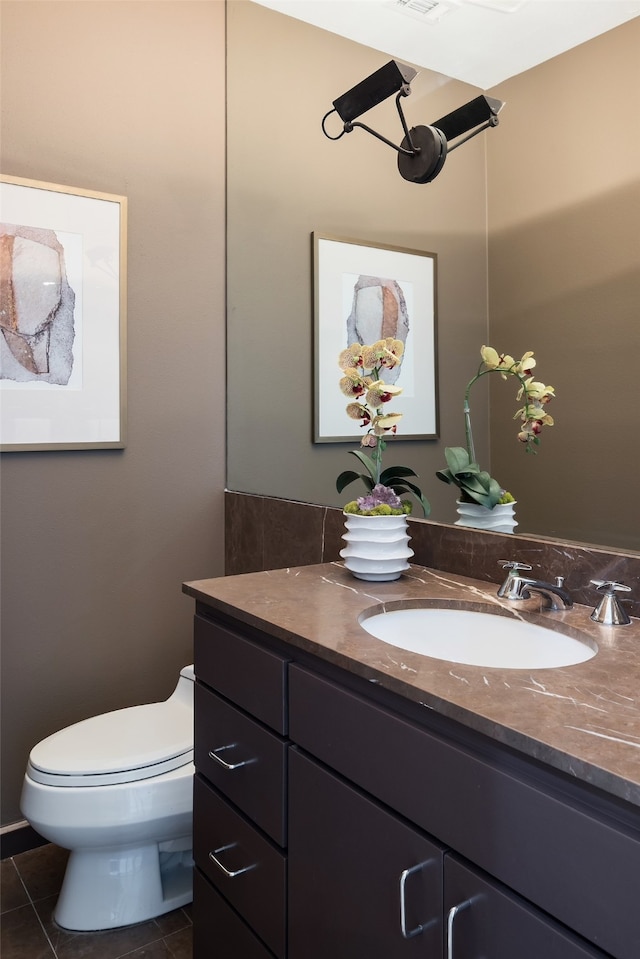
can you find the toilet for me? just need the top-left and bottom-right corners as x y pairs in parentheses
(20, 665), (195, 932)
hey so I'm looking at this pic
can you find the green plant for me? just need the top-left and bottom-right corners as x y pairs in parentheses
(436, 447), (506, 510)
(436, 346), (555, 509)
(336, 339), (430, 516)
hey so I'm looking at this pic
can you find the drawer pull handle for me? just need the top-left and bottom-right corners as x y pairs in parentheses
(447, 900), (471, 959)
(209, 745), (255, 770)
(209, 844), (256, 878)
(399, 861), (431, 939)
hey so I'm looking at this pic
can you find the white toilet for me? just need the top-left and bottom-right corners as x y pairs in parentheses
(21, 664), (195, 932)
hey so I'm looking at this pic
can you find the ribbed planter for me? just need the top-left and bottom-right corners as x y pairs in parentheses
(340, 512), (413, 581)
(455, 500), (518, 534)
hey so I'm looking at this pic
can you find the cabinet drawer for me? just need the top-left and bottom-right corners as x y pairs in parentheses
(194, 774), (287, 959)
(444, 855), (607, 958)
(193, 867), (276, 959)
(195, 682), (288, 846)
(195, 614), (289, 734)
(290, 664), (640, 959)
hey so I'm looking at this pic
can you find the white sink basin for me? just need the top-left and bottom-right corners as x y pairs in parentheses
(359, 604), (597, 669)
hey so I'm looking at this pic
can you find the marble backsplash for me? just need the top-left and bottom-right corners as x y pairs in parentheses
(225, 491), (640, 619)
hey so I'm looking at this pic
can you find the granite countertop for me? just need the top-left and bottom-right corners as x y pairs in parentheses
(183, 562), (640, 807)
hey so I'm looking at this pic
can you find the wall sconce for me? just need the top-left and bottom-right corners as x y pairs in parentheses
(322, 60), (505, 184)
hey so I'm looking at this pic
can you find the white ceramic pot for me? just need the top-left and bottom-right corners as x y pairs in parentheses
(340, 512), (413, 581)
(455, 499), (518, 534)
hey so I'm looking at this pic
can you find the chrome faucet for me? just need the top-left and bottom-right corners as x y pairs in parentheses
(498, 561), (573, 611)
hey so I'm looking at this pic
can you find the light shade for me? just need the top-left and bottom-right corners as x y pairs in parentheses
(332, 60), (417, 123)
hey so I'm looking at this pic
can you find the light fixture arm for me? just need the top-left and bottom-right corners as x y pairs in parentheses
(394, 88), (420, 154)
(447, 114), (500, 153)
(335, 87), (420, 157)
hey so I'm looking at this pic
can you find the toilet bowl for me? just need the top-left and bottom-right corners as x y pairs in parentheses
(21, 665), (195, 932)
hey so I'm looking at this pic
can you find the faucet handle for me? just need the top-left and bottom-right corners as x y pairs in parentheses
(589, 580), (632, 626)
(497, 561), (532, 599)
(590, 579), (631, 593)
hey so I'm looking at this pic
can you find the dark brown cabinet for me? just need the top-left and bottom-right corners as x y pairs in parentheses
(192, 605), (640, 959)
(193, 613), (290, 959)
(289, 747), (445, 958)
(289, 748), (605, 959)
(443, 856), (605, 959)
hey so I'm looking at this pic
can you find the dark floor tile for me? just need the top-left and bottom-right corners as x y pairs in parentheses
(153, 908), (192, 937)
(34, 894), (161, 959)
(116, 942), (171, 959)
(164, 925), (192, 959)
(0, 903), (56, 959)
(1, 858), (29, 913)
(13, 844), (69, 902)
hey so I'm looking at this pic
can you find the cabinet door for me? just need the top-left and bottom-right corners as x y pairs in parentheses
(444, 855), (608, 959)
(289, 748), (444, 959)
(193, 868), (275, 959)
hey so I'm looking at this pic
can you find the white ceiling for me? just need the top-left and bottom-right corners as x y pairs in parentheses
(251, 0), (640, 89)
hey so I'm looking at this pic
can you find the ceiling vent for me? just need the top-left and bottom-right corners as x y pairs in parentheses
(391, 0), (457, 25)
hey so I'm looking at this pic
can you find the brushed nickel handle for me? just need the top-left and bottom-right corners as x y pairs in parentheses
(399, 861), (431, 939)
(447, 900), (471, 959)
(209, 744), (256, 770)
(209, 844), (256, 878)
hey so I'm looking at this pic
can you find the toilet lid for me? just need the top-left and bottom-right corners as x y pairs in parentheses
(27, 700), (193, 787)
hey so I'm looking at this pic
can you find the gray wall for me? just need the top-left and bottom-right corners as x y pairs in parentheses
(0, 1), (226, 824)
(487, 20), (640, 549)
(226, 0), (492, 522)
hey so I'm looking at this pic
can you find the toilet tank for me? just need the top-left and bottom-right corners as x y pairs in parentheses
(170, 665), (195, 709)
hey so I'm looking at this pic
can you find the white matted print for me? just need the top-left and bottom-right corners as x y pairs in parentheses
(1, 175), (127, 450)
(313, 233), (438, 442)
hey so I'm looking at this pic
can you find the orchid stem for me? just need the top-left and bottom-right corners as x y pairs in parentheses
(463, 366), (483, 463)
(464, 362), (531, 462)
(372, 363), (385, 484)
(373, 432), (384, 484)
(463, 400), (476, 463)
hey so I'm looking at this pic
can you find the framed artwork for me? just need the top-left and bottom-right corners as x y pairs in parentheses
(313, 232), (438, 443)
(0, 175), (127, 451)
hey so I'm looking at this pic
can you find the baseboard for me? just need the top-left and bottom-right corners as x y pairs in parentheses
(0, 820), (47, 859)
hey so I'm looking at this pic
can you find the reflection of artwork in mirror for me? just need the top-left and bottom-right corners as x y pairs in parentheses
(0, 175), (127, 451)
(314, 233), (438, 443)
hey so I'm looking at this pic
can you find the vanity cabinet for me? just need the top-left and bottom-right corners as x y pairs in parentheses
(193, 614), (291, 959)
(289, 747), (605, 959)
(192, 604), (640, 959)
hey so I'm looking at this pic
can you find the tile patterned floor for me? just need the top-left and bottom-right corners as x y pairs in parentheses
(1, 844), (192, 959)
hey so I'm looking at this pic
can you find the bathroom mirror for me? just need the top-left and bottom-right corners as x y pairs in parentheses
(226, 1), (639, 554)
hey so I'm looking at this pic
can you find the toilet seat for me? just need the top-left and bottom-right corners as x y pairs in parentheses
(27, 700), (193, 787)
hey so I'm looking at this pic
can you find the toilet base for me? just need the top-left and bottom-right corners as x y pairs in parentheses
(54, 838), (193, 931)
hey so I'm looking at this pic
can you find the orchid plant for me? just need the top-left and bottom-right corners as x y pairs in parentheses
(436, 346), (556, 509)
(336, 338), (430, 516)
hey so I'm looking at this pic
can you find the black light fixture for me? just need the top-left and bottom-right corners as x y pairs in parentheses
(322, 60), (505, 184)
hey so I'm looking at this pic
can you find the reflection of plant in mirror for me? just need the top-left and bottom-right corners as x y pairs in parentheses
(436, 346), (555, 509)
(336, 340), (430, 516)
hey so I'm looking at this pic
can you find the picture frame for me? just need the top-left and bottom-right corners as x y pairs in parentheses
(1, 175), (127, 451)
(313, 232), (438, 443)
